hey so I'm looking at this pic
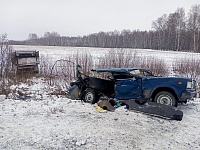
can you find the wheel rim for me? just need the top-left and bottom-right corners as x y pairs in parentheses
(157, 94), (173, 105)
(85, 92), (94, 103)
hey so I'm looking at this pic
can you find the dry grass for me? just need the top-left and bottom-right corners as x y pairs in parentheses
(173, 55), (200, 81)
(95, 49), (169, 77)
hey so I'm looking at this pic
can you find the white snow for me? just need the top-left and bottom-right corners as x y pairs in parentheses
(1, 94), (200, 149)
(0, 45), (200, 150)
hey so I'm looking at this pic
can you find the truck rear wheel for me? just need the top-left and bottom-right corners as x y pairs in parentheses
(83, 89), (98, 104)
(154, 91), (178, 107)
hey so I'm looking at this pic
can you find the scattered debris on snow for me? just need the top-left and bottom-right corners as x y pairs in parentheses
(0, 80), (200, 149)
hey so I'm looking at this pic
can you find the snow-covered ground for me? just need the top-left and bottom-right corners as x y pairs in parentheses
(0, 91), (200, 150)
(0, 45), (200, 150)
(13, 45), (200, 63)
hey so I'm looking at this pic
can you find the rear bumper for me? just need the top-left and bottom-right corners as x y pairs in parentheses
(180, 90), (197, 102)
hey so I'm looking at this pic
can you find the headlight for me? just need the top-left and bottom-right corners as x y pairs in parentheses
(187, 80), (196, 89)
(187, 81), (192, 89)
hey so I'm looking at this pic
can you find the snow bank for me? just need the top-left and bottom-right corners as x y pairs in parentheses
(0, 95), (200, 150)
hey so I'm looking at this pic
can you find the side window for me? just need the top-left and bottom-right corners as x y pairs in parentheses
(114, 73), (133, 81)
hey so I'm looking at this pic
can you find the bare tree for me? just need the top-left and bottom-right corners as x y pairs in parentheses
(0, 34), (13, 79)
(175, 8), (186, 51)
(0, 34), (13, 95)
(28, 33), (38, 45)
(187, 5), (200, 52)
(152, 14), (168, 50)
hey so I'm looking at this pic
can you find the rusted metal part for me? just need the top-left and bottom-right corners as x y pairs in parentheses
(97, 99), (116, 111)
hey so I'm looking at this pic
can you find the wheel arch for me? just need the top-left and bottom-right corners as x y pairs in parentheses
(151, 87), (179, 102)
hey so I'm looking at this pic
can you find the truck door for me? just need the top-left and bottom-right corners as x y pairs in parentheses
(115, 78), (142, 100)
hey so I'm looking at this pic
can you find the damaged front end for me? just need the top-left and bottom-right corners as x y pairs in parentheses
(68, 65), (116, 103)
(68, 64), (88, 100)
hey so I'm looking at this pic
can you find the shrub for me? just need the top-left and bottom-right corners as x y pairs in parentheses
(173, 55), (200, 81)
(95, 49), (169, 77)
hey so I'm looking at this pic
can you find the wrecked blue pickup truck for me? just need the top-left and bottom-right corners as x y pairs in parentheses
(69, 65), (197, 107)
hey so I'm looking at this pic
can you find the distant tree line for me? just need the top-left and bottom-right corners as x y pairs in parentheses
(9, 5), (200, 52)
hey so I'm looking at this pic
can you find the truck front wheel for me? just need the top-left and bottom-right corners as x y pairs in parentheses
(154, 91), (178, 107)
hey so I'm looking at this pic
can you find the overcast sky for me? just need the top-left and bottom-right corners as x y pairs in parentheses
(1, 0), (200, 40)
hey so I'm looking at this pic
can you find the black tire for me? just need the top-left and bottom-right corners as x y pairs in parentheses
(154, 91), (178, 107)
(83, 89), (98, 104)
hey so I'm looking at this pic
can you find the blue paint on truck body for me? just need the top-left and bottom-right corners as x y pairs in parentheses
(93, 68), (196, 102)
(69, 66), (197, 106)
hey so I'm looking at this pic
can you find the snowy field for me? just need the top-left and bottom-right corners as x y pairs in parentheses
(13, 45), (200, 73)
(13, 45), (200, 62)
(0, 45), (200, 150)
